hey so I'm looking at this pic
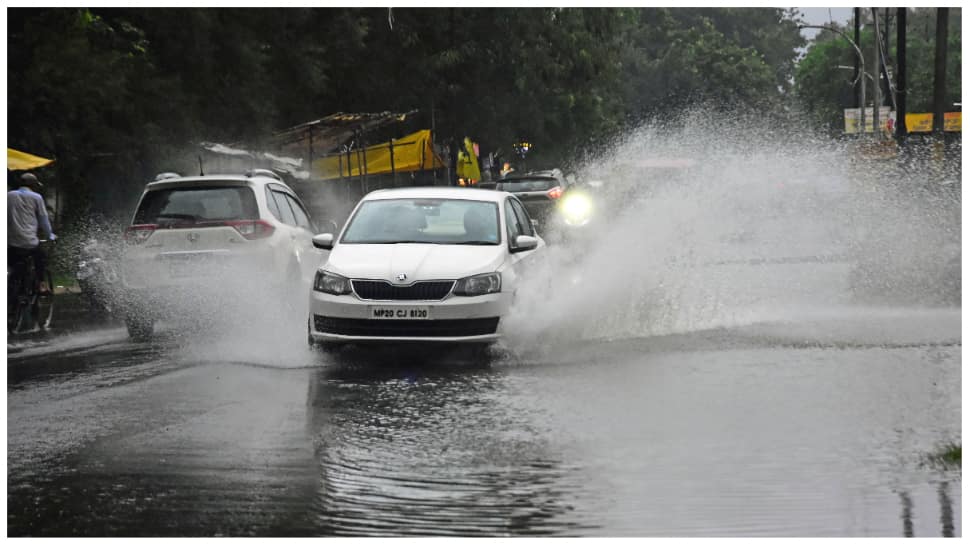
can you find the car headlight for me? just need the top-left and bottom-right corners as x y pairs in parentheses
(313, 270), (352, 295)
(453, 272), (501, 296)
(560, 193), (592, 225)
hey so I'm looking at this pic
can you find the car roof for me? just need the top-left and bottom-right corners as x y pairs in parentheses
(501, 169), (562, 180)
(144, 174), (288, 191)
(362, 186), (510, 204)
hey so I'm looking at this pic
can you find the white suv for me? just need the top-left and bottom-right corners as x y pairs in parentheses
(120, 170), (323, 338)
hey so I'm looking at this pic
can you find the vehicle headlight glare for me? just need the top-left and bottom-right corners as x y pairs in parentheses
(561, 194), (592, 224)
(314, 270), (351, 295)
(454, 272), (501, 296)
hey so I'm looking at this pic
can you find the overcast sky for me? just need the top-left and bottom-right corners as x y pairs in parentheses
(797, 7), (854, 41)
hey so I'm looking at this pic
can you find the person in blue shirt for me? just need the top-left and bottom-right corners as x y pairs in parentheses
(8, 172), (56, 294)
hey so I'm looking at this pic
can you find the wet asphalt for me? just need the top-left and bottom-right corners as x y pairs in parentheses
(6, 299), (961, 537)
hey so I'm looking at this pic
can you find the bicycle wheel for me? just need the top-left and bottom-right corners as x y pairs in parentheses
(8, 272), (23, 333)
(35, 270), (54, 330)
(10, 282), (33, 334)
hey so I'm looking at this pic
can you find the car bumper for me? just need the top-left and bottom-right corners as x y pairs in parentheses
(308, 290), (511, 344)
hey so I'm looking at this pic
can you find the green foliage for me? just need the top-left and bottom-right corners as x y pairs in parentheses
(8, 7), (805, 213)
(924, 442), (961, 469)
(794, 8), (962, 134)
(795, 30), (869, 133)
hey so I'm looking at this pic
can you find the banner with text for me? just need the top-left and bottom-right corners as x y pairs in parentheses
(845, 109), (962, 134)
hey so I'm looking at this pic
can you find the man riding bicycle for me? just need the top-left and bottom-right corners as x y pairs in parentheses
(8, 172), (56, 295)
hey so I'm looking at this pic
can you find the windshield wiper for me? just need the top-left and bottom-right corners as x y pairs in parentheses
(357, 240), (434, 244)
(456, 241), (498, 245)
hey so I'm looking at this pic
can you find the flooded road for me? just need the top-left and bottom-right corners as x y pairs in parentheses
(7, 113), (961, 537)
(7, 305), (960, 537)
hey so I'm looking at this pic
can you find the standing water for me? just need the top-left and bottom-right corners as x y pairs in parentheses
(7, 109), (960, 537)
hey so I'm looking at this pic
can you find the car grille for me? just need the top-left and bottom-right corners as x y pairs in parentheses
(352, 280), (455, 301)
(314, 315), (500, 337)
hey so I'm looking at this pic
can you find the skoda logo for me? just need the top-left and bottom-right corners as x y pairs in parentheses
(396, 273), (407, 282)
(187, 232), (200, 243)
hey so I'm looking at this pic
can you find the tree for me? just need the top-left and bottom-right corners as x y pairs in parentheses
(794, 8), (962, 133)
(7, 7), (810, 218)
(617, 8), (803, 125)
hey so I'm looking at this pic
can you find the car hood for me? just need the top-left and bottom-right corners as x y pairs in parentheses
(324, 243), (507, 281)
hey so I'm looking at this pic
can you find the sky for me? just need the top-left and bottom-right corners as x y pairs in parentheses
(797, 7), (854, 41)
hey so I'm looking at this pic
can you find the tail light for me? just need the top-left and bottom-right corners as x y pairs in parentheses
(547, 186), (563, 199)
(124, 224), (157, 245)
(225, 219), (275, 240)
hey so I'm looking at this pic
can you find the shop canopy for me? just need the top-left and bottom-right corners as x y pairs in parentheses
(312, 129), (445, 180)
(274, 110), (418, 159)
(7, 148), (54, 171)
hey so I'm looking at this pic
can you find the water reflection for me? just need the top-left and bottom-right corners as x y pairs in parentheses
(896, 481), (957, 538)
(898, 491), (914, 537)
(305, 352), (592, 536)
(938, 481), (954, 538)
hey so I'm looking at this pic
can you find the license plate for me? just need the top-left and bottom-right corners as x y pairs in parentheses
(369, 306), (430, 320)
(163, 253), (212, 278)
(167, 259), (196, 277)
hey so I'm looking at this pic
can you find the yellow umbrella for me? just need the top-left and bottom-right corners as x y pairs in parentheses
(8, 148), (54, 171)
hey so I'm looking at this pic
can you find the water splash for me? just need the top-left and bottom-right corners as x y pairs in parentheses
(504, 108), (960, 349)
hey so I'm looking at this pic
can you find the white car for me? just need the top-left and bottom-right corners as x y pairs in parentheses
(120, 170), (321, 338)
(307, 187), (544, 347)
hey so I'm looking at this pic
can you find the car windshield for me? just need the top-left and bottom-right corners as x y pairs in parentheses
(134, 186), (258, 225)
(495, 177), (559, 192)
(341, 198), (501, 245)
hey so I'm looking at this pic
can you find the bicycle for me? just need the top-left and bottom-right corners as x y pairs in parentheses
(7, 241), (54, 334)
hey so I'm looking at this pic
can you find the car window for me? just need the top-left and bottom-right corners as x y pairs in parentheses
(284, 193), (313, 231)
(134, 186), (258, 225)
(495, 178), (558, 192)
(264, 186), (282, 220)
(505, 199), (524, 241)
(341, 198), (500, 245)
(510, 198), (535, 236)
(271, 190), (296, 225)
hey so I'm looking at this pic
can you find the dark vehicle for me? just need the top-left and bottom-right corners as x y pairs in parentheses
(493, 169), (568, 227)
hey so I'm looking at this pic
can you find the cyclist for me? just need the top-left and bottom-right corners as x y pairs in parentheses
(8, 172), (56, 295)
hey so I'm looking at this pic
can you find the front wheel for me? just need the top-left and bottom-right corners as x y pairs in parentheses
(8, 268), (44, 334)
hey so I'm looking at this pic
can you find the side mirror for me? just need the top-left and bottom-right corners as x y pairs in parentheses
(312, 233), (335, 250)
(511, 234), (538, 253)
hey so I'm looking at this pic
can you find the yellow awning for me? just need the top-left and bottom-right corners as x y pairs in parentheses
(312, 129), (444, 181)
(8, 148), (54, 171)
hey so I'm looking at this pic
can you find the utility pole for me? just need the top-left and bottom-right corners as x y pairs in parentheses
(895, 7), (907, 140)
(932, 8), (949, 134)
(872, 8), (881, 140)
(882, 8), (892, 104)
(854, 8), (861, 109)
